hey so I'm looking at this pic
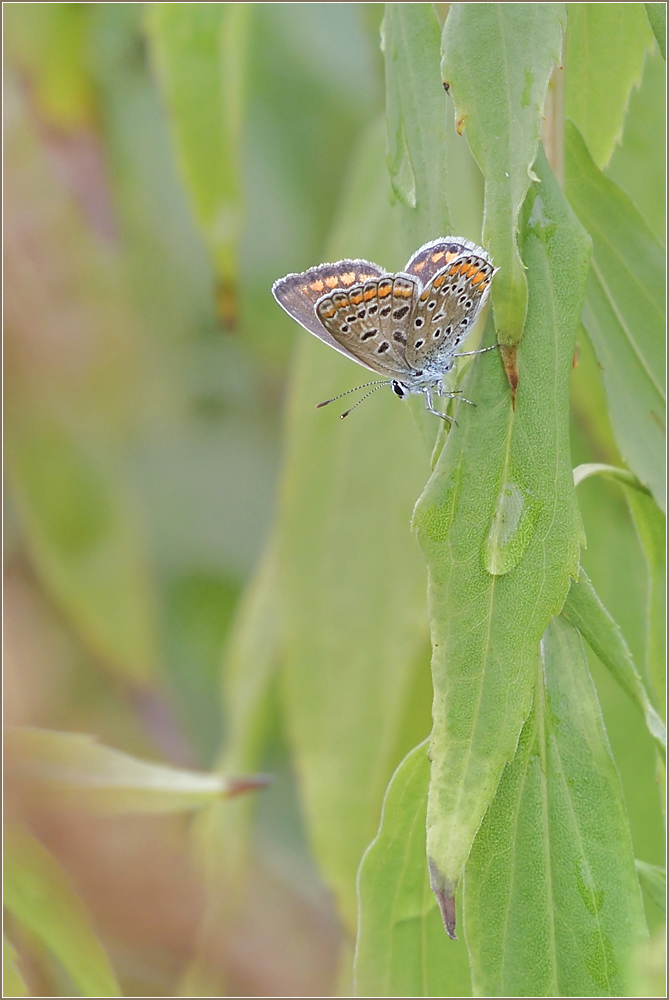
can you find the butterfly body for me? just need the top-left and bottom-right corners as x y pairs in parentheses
(272, 238), (497, 417)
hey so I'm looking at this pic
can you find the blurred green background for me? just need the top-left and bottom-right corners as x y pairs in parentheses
(4, 4), (664, 997)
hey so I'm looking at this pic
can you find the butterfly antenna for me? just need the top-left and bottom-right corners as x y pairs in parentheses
(340, 382), (387, 419)
(316, 380), (388, 409)
(453, 344), (497, 358)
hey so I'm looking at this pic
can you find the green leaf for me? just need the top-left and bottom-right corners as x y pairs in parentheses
(644, 3), (667, 59)
(441, 3), (565, 346)
(565, 3), (654, 169)
(636, 861), (666, 916)
(562, 567), (665, 754)
(412, 147), (587, 932)
(5, 417), (159, 684)
(277, 120), (432, 931)
(573, 463), (666, 713)
(146, 4), (251, 325)
(3, 935), (29, 998)
(4, 3), (95, 129)
(3, 825), (121, 998)
(465, 615), (648, 997)
(606, 48), (666, 246)
(565, 122), (666, 512)
(354, 742), (472, 998)
(6, 727), (266, 814)
(382, 3), (452, 247)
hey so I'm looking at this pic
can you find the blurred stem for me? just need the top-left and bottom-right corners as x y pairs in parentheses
(541, 61), (565, 186)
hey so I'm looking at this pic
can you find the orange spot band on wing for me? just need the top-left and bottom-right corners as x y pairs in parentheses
(364, 287), (377, 301)
(310, 279), (325, 293)
(349, 291), (363, 305)
(378, 284), (392, 298)
(433, 273), (446, 288)
(341, 271), (356, 286)
(444, 251), (458, 263)
(413, 260), (426, 272)
(471, 271), (487, 286)
(431, 251), (445, 263)
(325, 276), (339, 288)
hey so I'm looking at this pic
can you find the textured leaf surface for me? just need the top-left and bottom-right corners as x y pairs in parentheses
(413, 148), (587, 926)
(383, 3), (451, 246)
(147, 3), (250, 324)
(441, 3), (565, 345)
(565, 3), (653, 169)
(565, 122), (666, 511)
(465, 615), (647, 997)
(644, 3), (667, 59)
(563, 567), (665, 753)
(277, 121), (432, 931)
(3, 825), (121, 998)
(7, 727), (262, 814)
(355, 742), (471, 998)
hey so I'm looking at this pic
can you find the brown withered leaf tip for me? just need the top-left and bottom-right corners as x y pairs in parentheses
(500, 343), (519, 405)
(443, 81), (450, 93)
(226, 774), (273, 798)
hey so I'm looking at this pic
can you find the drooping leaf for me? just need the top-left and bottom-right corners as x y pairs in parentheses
(146, 3), (251, 325)
(441, 3), (565, 348)
(574, 462), (666, 712)
(6, 727), (267, 814)
(276, 119), (432, 932)
(465, 615), (648, 997)
(413, 147), (588, 934)
(355, 742), (471, 998)
(644, 3), (667, 59)
(565, 3), (654, 168)
(382, 3), (452, 248)
(563, 567), (665, 754)
(565, 122), (666, 512)
(3, 825), (121, 998)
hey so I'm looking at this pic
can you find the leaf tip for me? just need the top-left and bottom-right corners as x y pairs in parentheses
(428, 857), (458, 939)
(226, 773), (272, 798)
(499, 343), (519, 401)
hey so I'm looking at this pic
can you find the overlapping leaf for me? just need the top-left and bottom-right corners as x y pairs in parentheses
(465, 616), (647, 997)
(413, 148), (588, 932)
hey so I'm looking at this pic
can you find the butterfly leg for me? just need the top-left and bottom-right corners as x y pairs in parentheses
(436, 385), (476, 407)
(423, 388), (456, 423)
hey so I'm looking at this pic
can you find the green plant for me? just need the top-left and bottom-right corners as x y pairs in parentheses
(3, 4), (665, 997)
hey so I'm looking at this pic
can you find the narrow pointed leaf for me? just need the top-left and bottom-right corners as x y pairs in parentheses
(4, 825), (121, 998)
(413, 148), (587, 927)
(7, 727), (264, 814)
(382, 3), (451, 249)
(565, 122), (666, 511)
(565, 3), (654, 169)
(3, 936), (29, 998)
(147, 4), (250, 325)
(563, 567), (665, 754)
(355, 742), (471, 998)
(441, 3), (565, 346)
(635, 861), (666, 916)
(277, 121), (432, 931)
(465, 616), (647, 997)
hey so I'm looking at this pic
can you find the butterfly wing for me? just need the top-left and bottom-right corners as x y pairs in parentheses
(272, 260), (387, 364)
(315, 273), (420, 377)
(406, 252), (495, 371)
(404, 238), (484, 286)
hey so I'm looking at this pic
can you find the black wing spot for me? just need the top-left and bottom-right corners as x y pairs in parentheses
(445, 325), (452, 336)
(380, 306), (392, 317)
(458, 294), (467, 305)
(360, 328), (378, 341)
(433, 312), (444, 322)
(346, 314), (357, 323)
(368, 304), (378, 315)
(460, 319), (469, 327)
(414, 317), (424, 328)
(427, 300), (437, 311)
(392, 305), (410, 320)
(393, 331), (407, 345)
(433, 328), (442, 339)
(465, 300), (472, 309)
(358, 309), (367, 319)
(414, 339), (425, 350)
(377, 341), (390, 354)
(340, 325), (350, 334)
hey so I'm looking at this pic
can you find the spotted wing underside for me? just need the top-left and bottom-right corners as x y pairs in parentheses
(315, 274), (420, 377)
(406, 253), (495, 371)
(404, 238), (482, 287)
(271, 260), (387, 363)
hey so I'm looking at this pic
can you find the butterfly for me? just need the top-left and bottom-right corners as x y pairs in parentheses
(272, 237), (497, 418)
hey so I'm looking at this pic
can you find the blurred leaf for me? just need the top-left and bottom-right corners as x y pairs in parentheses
(607, 49), (666, 245)
(565, 3), (654, 169)
(563, 567), (665, 754)
(4, 3), (95, 129)
(5, 418), (159, 684)
(627, 925), (667, 998)
(3, 935), (29, 998)
(644, 3), (667, 59)
(465, 615), (647, 997)
(382, 3), (451, 247)
(441, 3), (565, 347)
(412, 148), (587, 934)
(147, 4), (251, 326)
(565, 121), (666, 512)
(277, 119), (432, 932)
(574, 462), (667, 712)
(355, 741), (472, 998)
(636, 861), (666, 916)
(3, 824), (121, 998)
(7, 727), (267, 814)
